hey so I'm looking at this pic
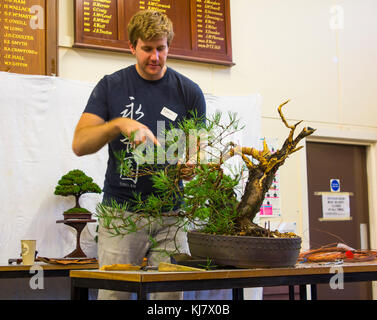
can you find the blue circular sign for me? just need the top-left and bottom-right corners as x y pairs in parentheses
(330, 179), (340, 192)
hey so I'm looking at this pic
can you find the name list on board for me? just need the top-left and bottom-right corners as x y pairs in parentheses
(0, 0), (46, 75)
(75, 0), (233, 66)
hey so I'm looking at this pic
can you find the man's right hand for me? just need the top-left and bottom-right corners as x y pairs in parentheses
(72, 113), (159, 156)
(114, 117), (160, 147)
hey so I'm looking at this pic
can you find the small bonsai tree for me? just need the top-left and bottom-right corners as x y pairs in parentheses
(54, 169), (101, 213)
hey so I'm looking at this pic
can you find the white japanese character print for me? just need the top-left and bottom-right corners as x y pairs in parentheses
(119, 97), (145, 184)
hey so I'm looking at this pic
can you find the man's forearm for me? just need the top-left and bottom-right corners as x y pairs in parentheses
(72, 120), (120, 156)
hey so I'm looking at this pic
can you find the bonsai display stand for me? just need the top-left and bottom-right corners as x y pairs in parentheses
(56, 219), (96, 258)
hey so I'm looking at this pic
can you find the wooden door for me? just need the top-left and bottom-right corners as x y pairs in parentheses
(306, 141), (371, 299)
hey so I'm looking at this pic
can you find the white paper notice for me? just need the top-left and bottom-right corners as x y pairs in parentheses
(322, 194), (350, 219)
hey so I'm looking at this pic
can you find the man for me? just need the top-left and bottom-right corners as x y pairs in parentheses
(72, 10), (206, 299)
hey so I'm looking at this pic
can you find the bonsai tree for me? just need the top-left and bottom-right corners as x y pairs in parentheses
(97, 101), (315, 249)
(54, 169), (101, 213)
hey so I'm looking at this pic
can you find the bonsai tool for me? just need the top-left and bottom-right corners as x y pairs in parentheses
(99, 257), (205, 272)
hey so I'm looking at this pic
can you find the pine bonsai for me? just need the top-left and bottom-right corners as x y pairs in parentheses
(54, 169), (101, 213)
(96, 101), (315, 248)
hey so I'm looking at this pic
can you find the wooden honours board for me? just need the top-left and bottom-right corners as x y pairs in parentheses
(74, 0), (233, 66)
(0, 0), (58, 76)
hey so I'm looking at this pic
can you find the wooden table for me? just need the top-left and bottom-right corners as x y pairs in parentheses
(0, 262), (98, 279)
(0, 262), (99, 300)
(70, 261), (377, 300)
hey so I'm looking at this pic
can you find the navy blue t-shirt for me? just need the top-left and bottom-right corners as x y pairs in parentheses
(84, 65), (206, 207)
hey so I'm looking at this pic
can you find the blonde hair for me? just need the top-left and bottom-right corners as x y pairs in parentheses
(127, 10), (174, 48)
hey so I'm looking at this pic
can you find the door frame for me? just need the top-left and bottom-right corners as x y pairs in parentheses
(300, 127), (377, 299)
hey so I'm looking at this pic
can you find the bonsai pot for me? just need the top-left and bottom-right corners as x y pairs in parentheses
(187, 230), (301, 268)
(63, 211), (92, 220)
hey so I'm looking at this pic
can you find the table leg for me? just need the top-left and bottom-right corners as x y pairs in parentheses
(289, 285), (295, 300)
(310, 284), (317, 300)
(299, 285), (307, 300)
(232, 288), (244, 300)
(137, 286), (147, 300)
(71, 279), (88, 300)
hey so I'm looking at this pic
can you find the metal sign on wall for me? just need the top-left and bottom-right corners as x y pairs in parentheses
(74, 0), (233, 66)
(0, 0), (58, 76)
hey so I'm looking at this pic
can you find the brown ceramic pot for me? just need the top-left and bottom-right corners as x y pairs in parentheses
(187, 230), (301, 268)
(63, 212), (92, 220)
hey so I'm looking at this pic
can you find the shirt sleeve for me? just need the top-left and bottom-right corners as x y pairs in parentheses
(83, 76), (110, 121)
(188, 83), (206, 123)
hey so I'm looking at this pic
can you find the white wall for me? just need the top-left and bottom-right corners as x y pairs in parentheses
(58, 0), (377, 266)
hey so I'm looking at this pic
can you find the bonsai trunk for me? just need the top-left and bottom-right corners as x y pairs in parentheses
(75, 195), (81, 208)
(234, 167), (278, 235)
(222, 100), (316, 236)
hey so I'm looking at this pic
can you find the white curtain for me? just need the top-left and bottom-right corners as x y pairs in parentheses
(0, 71), (107, 262)
(0, 71), (262, 299)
